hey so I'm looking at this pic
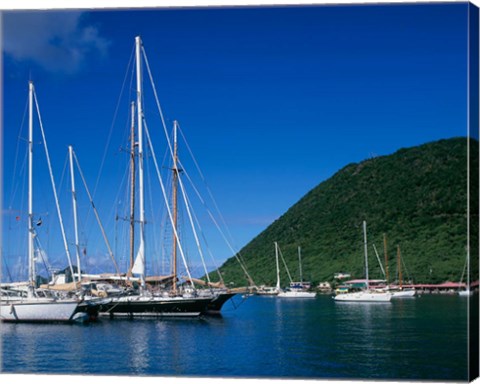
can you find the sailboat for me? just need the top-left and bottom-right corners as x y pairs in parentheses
(164, 120), (237, 314)
(334, 221), (392, 302)
(275, 243), (316, 298)
(390, 245), (416, 298)
(255, 243), (282, 296)
(1, 82), (89, 323)
(96, 36), (222, 317)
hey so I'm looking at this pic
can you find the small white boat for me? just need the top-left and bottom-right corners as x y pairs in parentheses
(256, 286), (279, 296)
(459, 289), (473, 297)
(389, 246), (416, 299)
(334, 290), (392, 302)
(278, 290), (316, 298)
(391, 288), (416, 298)
(274, 243), (316, 298)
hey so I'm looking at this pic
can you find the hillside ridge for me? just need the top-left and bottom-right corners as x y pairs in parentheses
(213, 137), (478, 287)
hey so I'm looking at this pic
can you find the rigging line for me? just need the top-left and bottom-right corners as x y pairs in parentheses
(188, 195), (222, 284)
(179, 159), (255, 286)
(144, 146), (161, 276)
(73, 149), (120, 275)
(106, 152), (131, 243)
(57, 150), (70, 209)
(277, 244), (293, 283)
(141, 47), (174, 163)
(8, 149), (28, 213)
(143, 119), (195, 289)
(176, 128), (253, 285)
(161, 133), (171, 169)
(2, 249), (14, 282)
(8, 96), (29, 209)
(144, 43), (254, 284)
(401, 253), (413, 283)
(177, 166), (211, 284)
(178, 166), (220, 284)
(33, 235), (53, 281)
(460, 254), (468, 283)
(144, 44), (252, 285)
(119, 163), (133, 272)
(177, 123), (242, 256)
(33, 89), (76, 282)
(85, 57), (136, 235)
(91, 43), (136, 201)
(372, 243), (386, 279)
(157, 172), (170, 275)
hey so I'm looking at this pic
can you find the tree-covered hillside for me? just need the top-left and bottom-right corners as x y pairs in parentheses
(213, 137), (478, 287)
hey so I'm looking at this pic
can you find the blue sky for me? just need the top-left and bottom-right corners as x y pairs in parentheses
(1, 2), (472, 281)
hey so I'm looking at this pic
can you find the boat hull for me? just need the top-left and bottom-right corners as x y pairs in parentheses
(391, 289), (416, 298)
(205, 292), (237, 314)
(98, 296), (211, 318)
(0, 299), (80, 323)
(278, 291), (316, 298)
(334, 291), (392, 302)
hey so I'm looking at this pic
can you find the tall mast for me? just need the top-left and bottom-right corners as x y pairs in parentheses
(275, 242), (280, 292)
(69, 145), (82, 280)
(128, 101), (136, 277)
(135, 35), (146, 288)
(383, 233), (389, 285)
(363, 221), (369, 290)
(172, 120), (179, 294)
(298, 246), (303, 283)
(28, 81), (35, 296)
(397, 245), (402, 289)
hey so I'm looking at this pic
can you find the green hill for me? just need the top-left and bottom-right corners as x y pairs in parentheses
(214, 137), (478, 287)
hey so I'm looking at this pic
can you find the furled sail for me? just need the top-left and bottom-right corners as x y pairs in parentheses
(182, 276), (225, 288)
(131, 239), (145, 276)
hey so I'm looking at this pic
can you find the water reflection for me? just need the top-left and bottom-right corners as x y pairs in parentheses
(1, 295), (469, 380)
(128, 320), (150, 373)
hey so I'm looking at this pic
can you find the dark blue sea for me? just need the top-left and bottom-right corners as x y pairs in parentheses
(1, 294), (474, 381)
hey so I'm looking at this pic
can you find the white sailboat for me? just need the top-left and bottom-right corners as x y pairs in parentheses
(1, 82), (86, 323)
(391, 289), (416, 298)
(390, 245), (415, 298)
(372, 235), (414, 298)
(334, 221), (392, 302)
(255, 243), (282, 296)
(275, 243), (316, 298)
(459, 289), (473, 297)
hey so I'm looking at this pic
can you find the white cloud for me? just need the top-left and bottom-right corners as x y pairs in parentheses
(3, 11), (110, 73)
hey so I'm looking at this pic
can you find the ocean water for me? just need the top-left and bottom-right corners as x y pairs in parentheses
(0, 294), (473, 381)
